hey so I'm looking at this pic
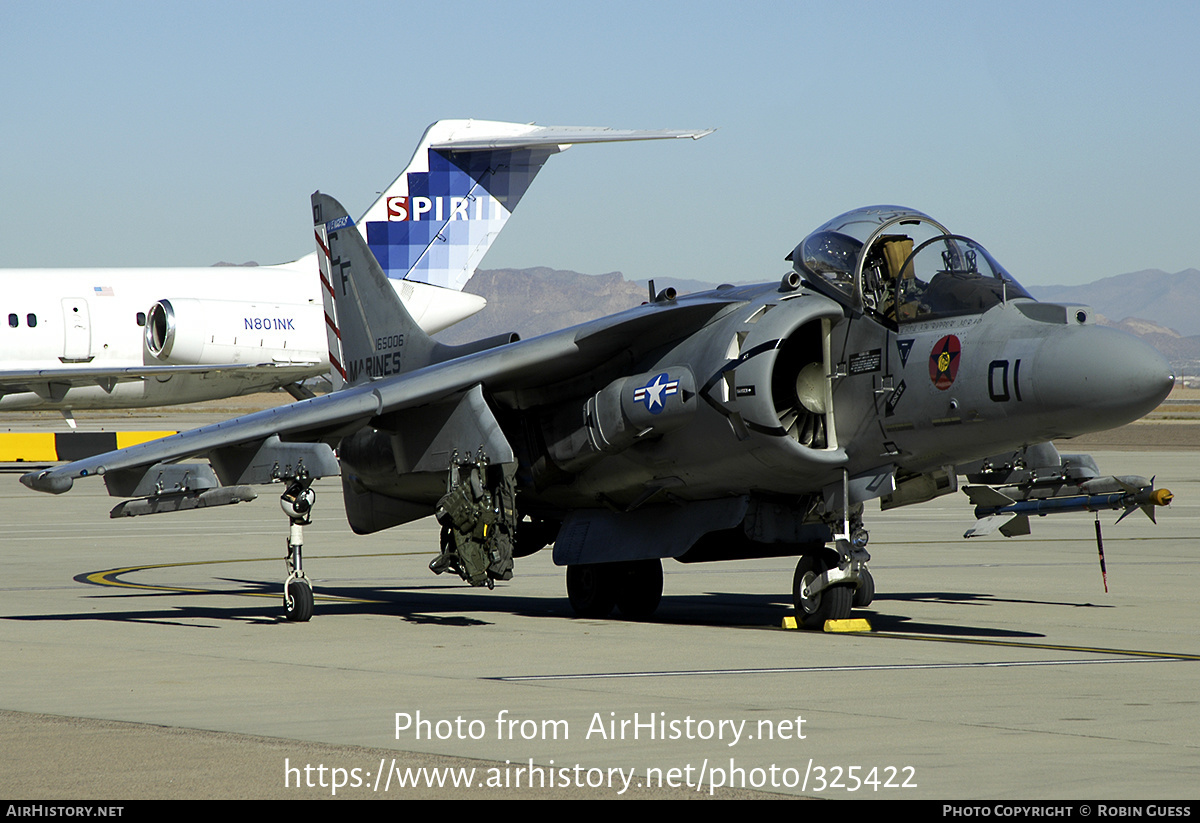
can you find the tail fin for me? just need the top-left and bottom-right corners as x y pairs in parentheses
(304, 120), (712, 335)
(357, 120), (715, 292)
(313, 192), (437, 389)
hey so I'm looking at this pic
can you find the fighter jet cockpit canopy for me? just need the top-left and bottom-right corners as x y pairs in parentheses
(788, 206), (1032, 327)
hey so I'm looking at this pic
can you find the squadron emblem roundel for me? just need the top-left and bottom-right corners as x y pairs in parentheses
(929, 335), (961, 390)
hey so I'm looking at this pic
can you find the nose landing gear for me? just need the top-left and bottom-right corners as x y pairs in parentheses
(792, 506), (873, 628)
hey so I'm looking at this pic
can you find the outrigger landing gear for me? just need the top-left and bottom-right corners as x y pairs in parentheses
(280, 478), (316, 622)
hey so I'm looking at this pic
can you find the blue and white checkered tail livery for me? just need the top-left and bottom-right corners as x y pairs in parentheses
(365, 144), (552, 292)
(354, 120), (716, 292)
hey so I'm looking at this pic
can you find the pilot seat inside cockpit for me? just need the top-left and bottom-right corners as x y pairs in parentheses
(790, 206), (1032, 329)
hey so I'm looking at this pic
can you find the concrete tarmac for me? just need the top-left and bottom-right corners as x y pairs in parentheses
(1, 425), (1197, 799)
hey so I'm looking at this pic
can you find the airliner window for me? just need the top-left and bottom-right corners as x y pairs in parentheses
(27, 313), (37, 328)
(890, 235), (1031, 323)
(136, 312), (146, 327)
(8, 314), (16, 328)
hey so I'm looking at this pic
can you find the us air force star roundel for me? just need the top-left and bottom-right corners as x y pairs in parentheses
(633, 373), (680, 413)
(929, 335), (961, 390)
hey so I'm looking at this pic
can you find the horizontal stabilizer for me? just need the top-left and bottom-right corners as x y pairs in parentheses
(427, 125), (715, 150)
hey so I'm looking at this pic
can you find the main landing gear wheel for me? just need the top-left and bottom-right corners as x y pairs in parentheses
(567, 560), (665, 620)
(614, 559), (663, 621)
(793, 553), (853, 628)
(285, 579), (314, 623)
(566, 564), (617, 618)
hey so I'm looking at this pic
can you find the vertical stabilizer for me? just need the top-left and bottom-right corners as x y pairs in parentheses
(361, 121), (556, 292)
(313, 192), (436, 389)
(305, 120), (712, 335)
(357, 120), (715, 292)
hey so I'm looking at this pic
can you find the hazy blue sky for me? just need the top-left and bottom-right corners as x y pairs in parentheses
(3, 1), (1196, 287)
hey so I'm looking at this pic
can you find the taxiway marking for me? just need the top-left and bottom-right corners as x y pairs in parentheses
(74, 558), (1200, 676)
(79, 552), (433, 603)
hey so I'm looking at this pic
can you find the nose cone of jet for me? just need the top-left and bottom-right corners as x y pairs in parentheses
(1035, 326), (1174, 434)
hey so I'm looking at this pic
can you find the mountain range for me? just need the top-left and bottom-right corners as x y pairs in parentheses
(1028, 269), (1200, 335)
(435, 267), (1200, 375)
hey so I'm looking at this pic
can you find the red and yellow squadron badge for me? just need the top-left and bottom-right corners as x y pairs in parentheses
(928, 335), (961, 390)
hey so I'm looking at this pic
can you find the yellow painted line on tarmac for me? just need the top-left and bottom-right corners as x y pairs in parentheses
(85, 557), (270, 594)
(81, 551), (435, 604)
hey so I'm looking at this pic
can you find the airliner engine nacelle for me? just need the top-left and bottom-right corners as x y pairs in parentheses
(144, 298), (326, 366)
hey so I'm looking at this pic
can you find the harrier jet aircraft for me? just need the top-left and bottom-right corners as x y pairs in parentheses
(2, 119), (708, 423)
(22, 198), (1175, 625)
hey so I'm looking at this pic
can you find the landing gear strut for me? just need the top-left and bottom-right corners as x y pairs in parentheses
(281, 479), (315, 622)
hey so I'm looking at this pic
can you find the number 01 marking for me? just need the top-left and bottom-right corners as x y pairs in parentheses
(989, 359), (1022, 402)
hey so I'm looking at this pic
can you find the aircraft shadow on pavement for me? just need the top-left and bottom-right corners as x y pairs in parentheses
(1, 574), (1049, 638)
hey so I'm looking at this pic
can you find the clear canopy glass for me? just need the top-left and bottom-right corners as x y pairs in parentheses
(790, 206), (1032, 325)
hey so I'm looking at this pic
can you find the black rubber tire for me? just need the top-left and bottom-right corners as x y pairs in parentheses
(853, 567), (875, 608)
(566, 565), (616, 618)
(614, 559), (663, 620)
(792, 553), (853, 628)
(285, 579), (314, 622)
